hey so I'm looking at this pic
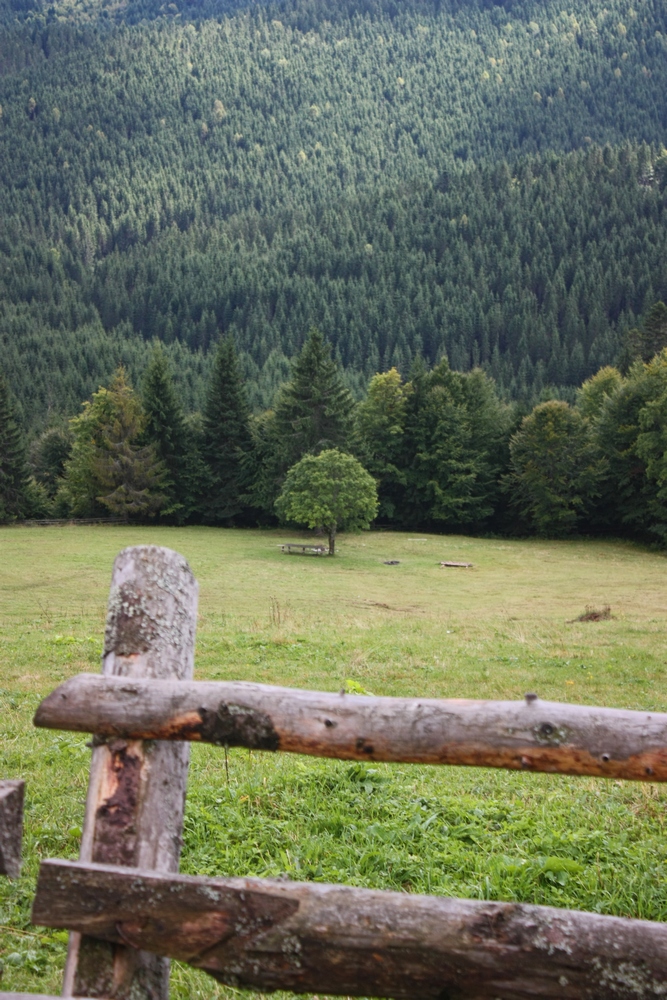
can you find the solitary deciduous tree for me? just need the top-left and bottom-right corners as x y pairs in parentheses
(275, 449), (378, 555)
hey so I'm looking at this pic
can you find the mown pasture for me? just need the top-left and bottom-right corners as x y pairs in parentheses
(0, 525), (666, 999)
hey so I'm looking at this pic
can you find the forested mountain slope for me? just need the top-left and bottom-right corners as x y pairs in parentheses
(0, 0), (666, 427)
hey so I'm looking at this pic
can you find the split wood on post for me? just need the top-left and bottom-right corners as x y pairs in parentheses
(0, 780), (24, 878)
(35, 676), (667, 782)
(33, 859), (667, 1000)
(62, 546), (198, 1000)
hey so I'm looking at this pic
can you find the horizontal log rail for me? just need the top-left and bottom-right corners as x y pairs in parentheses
(32, 859), (667, 1000)
(0, 994), (99, 1000)
(35, 674), (667, 781)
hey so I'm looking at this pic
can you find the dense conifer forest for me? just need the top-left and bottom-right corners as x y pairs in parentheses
(1, 0), (667, 537)
(0, 0), (666, 428)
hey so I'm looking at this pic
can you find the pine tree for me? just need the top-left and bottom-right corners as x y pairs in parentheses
(59, 368), (167, 520)
(398, 357), (511, 529)
(506, 401), (605, 537)
(201, 335), (253, 523)
(274, 328), (355, 469)
(0, 368), (28, 522)
(354, 367), (408, 521)
(142, 344), (203, 522)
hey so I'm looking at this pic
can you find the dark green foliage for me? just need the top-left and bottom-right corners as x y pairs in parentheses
(30, 426), (72, 497)
(620, 302), (667, 369)
(506, 401), (605, 537)
(1, 0), (667, 424)
(245, 410), (284, 524)
(354, 368), (408, 521)
(593, 353), (667, 540)
(142, 345), (204, 522)
(391, 358), (512, 530)
(201, 336), (253, 524)
(635, 354), (667, 542)
(59, 368), (166, 519)
(274, 329), (355, 469)
(0, 368), (28, 521)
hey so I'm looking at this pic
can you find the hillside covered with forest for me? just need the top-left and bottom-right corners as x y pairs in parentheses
(0, 0), (666, 429)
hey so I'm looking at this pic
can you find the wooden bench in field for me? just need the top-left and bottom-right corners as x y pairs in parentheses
(280, 542), (327, 555)
(440, 560), (473, 568)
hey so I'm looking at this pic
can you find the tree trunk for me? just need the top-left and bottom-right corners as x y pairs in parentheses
(35, 677), (667, 783)
(61, 546), (198, 1000)
(328, 524), (336, 555)
(33, 859), (667, 1000)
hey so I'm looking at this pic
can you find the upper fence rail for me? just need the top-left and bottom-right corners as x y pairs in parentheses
(35, 673), (667, 782)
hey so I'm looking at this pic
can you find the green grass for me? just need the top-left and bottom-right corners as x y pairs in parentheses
(0, 525), (666, 999)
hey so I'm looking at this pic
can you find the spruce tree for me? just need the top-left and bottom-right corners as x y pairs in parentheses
(0, 369), (28, 522)
(142, 345), (203, 522)
(274, 328), (355, 469)
(398, 357), (511, 530)
(60, 368), (167, 520)
(201, 335), (253, 523)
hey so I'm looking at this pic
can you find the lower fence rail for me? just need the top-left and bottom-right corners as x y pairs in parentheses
(32, 858), (667, 1000)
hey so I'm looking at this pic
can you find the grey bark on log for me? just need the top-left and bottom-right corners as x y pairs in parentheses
(33, 859), (667, 1000)
(35, 676), (667, 782)
(62, 546), (198, 1000)
(0, 780), (24, 878)
(0, 994), (99, 1000)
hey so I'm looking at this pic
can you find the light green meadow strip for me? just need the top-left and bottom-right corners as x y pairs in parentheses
(0, 526), (665, 999)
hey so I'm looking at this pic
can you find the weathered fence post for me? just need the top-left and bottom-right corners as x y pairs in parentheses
(0, 780), (25, 878)
(62, 546), (198, 1000)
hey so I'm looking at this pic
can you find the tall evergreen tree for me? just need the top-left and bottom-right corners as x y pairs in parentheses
(0, 368), (28, 522)
(201, 335), (253, 524)
(30, 426), (73, 497)
(142, 344), (203, 522)
(506, 401), (605, 537)
(354, 367), (408, 521)
(397, 357), (511, 530)
(274, 328), (355, 469)
(59, 368), (166, 519)
(619, 302), (667, 370)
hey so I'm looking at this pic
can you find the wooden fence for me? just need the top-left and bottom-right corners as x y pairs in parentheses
(2, 544), (667, 1000)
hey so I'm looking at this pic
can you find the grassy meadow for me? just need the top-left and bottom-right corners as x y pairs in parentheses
(0, 524), (666, 998)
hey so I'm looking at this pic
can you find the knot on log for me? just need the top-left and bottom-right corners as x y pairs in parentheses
(533, 722), (569, 746)
(198, 703), (280, 751)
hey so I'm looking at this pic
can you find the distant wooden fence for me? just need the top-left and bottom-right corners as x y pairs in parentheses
(2, 545), (667, 1000)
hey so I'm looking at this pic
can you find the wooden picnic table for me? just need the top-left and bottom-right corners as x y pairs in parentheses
(280, 543), (328, 556)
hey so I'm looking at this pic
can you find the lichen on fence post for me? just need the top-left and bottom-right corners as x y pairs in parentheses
(0, 780), (25, 879)
(62, 546), (198, 1000)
